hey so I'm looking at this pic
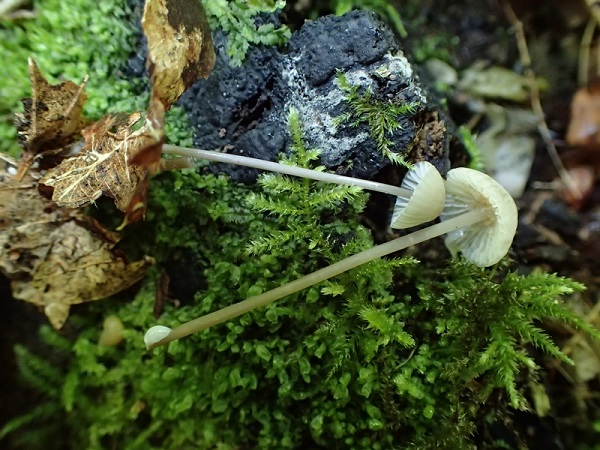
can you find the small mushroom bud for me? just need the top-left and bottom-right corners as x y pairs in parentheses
(98, 315), (125, 347)
(144, 325), (172, 350)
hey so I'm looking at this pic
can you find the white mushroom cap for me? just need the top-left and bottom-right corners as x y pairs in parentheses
(390, 161), (445, 229)
(440, 168), (518, 267)
(144, 325), (172, 350)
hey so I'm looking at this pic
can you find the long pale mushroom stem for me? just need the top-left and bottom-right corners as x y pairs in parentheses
(162, 144), (412, 199)
(147, 208), (489, 349)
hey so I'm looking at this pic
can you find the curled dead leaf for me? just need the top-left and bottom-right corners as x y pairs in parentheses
(566, 81), (600, 146)
(558, 165), (596, 210)
(14, 58), (88, 179)
(0, 154), (72, 278)
(11, 220), (154, 329)
(117, 175), (150, 230)
(142, 0), (215, 109)
(129, 96), (166, 172)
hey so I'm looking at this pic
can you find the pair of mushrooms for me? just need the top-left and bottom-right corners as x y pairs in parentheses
(144, 144), (518, 350)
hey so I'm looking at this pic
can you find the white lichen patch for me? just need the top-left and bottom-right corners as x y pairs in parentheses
(279, 50), (426, 168)
(280, 60), (371, 166)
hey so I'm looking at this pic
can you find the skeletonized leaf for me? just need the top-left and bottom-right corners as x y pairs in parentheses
(14, 58), (89, 178)
(40, 110), (164, 211)
(142, 0), (215, 109)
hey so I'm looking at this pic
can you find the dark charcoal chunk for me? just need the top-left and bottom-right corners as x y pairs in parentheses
(177, 11), (448, 184)
(286, 11), (398, 86)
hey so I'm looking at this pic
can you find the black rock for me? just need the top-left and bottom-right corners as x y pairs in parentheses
(285, 11), (398, 86)
(177, 11), (450, 184)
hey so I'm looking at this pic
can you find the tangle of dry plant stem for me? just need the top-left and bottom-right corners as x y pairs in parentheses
(580, 1), (600, 86)
(502, 1), (582, 201)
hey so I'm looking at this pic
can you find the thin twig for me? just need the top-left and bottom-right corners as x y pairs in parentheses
(502, 1), (582, 201)
(585, 0), (600, 28)
(578, 16), (596, 87)
(583, 0), (600, 82)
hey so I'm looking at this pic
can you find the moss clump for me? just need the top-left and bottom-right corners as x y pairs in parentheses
(204, 0), (291, 67)
(0, 0), (198, 156)
(0, 0), (145, 155)
(335, 72), (418, 167)
(4, 111), (599, 449)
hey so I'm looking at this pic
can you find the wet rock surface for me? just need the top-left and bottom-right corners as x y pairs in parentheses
(178, 11), (454, 184)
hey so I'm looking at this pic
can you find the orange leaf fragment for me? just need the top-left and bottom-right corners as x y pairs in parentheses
(558, 165), (595, 210)
(562, 81), (600, 208)
(566, 80), (600, 147)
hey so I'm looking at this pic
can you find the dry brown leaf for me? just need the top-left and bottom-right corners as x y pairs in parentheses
(142, 0), (215, 109)
(120, 98), (166, 226)
(117, 174), (150, 230)
(129, 96), (166, 172)
(153, 271), (170, 318)
(40, 110), (164, 211)
(0, 156), (153, 329)
(561, 80), (600, 208)
(14, 58), (89, 179)
(11, 220), (153, 329)
(0, 154), (72, 278)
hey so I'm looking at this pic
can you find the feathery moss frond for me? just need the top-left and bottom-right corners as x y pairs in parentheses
(204, 0), (291, 67)
(335, 72), (417, 167)
(415, 258), (594, 412)
(458, 125), (485, 171)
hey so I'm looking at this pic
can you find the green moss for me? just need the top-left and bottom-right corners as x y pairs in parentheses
(332, 0), (407, 37)
(2, 1), (600, 449)
(204, 0), (290, 67)
(0, 0), (147, 156)
(458, 125), (485, 171)
(335, 71), (418, 167)
(410, 33), (459, 64)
